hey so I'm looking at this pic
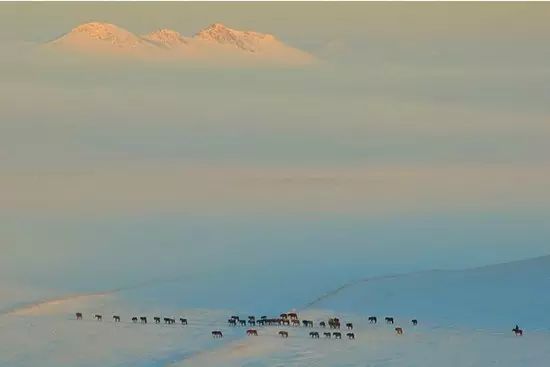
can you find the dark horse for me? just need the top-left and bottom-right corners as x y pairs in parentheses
(113, 315), (121, 322)
(411, 319), (418, 326)
(212, 330), (223, 338)
(328, 318), (341, 329)
(385, 317), (394, 324)
(319, 321), (326, 328)
(75, 312), (83, 320)
(180, 318), (188, 325)
(228, 318), (237, 326)
(132, 317), (138, 323)
(140, 316), (147, 324)
(310, 331), (320, 338)
(346, 322), (353, 330)
(154, 317), (161, 324)
(247, 329), (258, 336)
(333, 332), (342, 339)
(346, 332), (355, 339)
(395, 327), (404, 335)
(302, 320), (314, 327)
(513, 325), (523, 336)
(368, 316), (377, 324)
(279, 331), (289, 338)
(94, 314), (102, 321)
(324, 332), (332, 338)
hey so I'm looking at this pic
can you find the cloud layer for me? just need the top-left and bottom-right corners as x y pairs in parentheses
(2, 163), (549, 215)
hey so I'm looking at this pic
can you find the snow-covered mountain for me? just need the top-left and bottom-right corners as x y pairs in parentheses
(49, 22), (158, 55)
(195, 22), (282, 52)
(46, 21), (315, 65)
(143, 28), (189, 49)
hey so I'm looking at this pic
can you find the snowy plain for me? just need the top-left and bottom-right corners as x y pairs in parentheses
(1, 256), (549, 367)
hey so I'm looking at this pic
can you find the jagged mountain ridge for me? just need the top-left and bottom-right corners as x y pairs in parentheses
(194, 22), (277, 52)
(47, 21), (315, 65)
(143, 28), (189, 48)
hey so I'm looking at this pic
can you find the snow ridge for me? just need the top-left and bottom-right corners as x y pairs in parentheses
(46, 21), (315, 65)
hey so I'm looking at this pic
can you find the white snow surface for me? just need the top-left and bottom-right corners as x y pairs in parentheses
(1, 256), (548, 366)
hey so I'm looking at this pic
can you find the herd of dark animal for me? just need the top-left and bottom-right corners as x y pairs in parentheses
(221, 313), (418, 340)
(74, 311), (525, 339)
(75, 312), (187, 325)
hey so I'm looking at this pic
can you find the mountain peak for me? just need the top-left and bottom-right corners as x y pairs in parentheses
(208, 23), (230, 30)
(195, 22), (237, 38)
(143, 28), (188, 48)
(68, 22), (134, 41)
(71, 21), (118, 33)
(52, 21), (145, 50)
(194, 23), (276, 52)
